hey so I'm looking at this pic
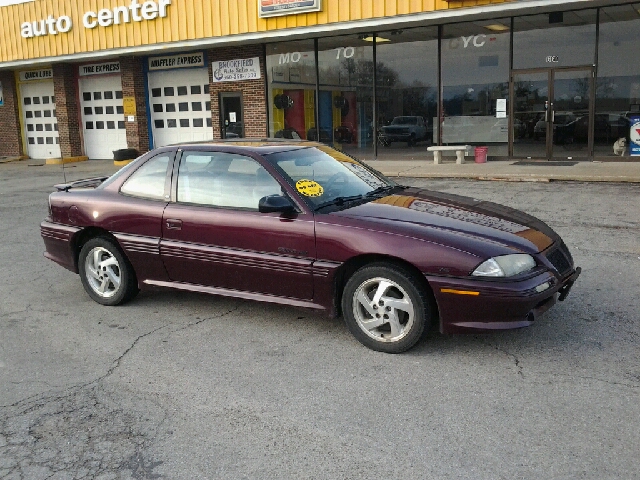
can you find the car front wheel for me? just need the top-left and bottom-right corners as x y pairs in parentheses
(78, 237), (138, 306)
(342, 263), (432, 353)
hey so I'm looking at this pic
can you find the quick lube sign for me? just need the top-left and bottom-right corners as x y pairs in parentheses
(20, 0), (171, 38)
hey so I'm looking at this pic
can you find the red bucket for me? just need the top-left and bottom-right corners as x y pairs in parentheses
(474, 146), (488, 163)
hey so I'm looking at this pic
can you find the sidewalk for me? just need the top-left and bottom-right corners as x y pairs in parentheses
(4, 155), (640, 183)
(365, 158), (640, 183)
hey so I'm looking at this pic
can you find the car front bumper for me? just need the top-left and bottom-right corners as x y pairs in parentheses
(427, 268), (581, 334)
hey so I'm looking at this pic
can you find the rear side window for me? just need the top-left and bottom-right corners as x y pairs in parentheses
(120, 155), (171, 200)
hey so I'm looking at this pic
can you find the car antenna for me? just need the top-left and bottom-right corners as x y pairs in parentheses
(61, 156), (67, 183)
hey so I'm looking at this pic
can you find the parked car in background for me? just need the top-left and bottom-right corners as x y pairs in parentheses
(379, 116), (428, 146)
(41, 140), (580, 353)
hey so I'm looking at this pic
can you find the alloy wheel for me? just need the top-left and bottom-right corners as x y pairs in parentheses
(84, 246), (122, 299)
(352, 277), (415, 343)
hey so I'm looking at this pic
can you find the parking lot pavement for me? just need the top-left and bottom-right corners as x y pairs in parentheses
(1, 162), (639, 479)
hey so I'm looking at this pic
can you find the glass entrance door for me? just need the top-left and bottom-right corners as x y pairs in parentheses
(512, 68), (593, 159)
(219, 92), (244, 139)
(512, 71), (550, 159)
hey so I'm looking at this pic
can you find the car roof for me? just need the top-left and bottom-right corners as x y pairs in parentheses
(167, 138), (324, 155)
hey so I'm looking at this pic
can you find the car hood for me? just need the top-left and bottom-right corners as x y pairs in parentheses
(331, 188), (558, 254)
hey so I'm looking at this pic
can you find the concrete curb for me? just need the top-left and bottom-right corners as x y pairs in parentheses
(367, 160), (640, 184)
(45, 156), (89, 165)
(376, 171), (640, 183)
(0, 156), (28, 164)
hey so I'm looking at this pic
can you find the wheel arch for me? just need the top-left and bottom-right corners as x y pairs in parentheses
(332, 254), (439, 323)
(71, 227), (118, 272)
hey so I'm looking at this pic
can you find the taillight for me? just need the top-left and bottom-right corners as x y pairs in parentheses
(47, 193), (53, 219)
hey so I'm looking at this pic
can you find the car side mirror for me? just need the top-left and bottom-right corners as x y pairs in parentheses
(258, 194), (296, 214)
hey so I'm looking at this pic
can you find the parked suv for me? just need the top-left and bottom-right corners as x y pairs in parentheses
(379, 116), (427, 146)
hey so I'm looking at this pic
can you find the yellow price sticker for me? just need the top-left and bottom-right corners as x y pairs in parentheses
(296, 179), (324, 197)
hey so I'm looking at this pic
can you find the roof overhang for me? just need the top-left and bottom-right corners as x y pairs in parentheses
(0, 0), (632, 70)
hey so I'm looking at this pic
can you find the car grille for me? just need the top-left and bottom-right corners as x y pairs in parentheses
(546, 242), (573, 276)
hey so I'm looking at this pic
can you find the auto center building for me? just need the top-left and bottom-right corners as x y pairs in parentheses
(0, 0), (639, 162)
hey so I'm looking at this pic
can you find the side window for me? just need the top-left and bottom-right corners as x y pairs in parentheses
(120, 155), (170, 200)
(177, 152), (281, 209)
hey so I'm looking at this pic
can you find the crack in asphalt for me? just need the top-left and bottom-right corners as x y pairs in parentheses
(0, 303), (241, 479)
(481, 342), (640, 390)
(485, 341), (525, 378)
(550, 221), (640, 231)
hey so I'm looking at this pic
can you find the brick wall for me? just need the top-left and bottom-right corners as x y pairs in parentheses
(53, 64), (83, 158)
(208, 45), (267, 139)
(0, 71), (23, 156)
(120, 56), (150, 154)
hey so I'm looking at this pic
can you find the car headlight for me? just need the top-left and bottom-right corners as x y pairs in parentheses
(472, 254), (536, 277)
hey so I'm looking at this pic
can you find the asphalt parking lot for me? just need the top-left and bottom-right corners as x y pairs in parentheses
(1, 160), (639, 479)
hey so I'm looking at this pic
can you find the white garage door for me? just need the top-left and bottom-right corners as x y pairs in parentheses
(21, 81), (61, 159)
(79, 75), (128, 159)
(148, 68), (213, 148)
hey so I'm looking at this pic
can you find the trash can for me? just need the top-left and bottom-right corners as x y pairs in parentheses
(474, 146), (488, 163)
(113, 148), (140, 161)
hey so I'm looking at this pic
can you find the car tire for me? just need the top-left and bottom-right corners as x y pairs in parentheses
(342, 263), (432, 353)
(408, 134), (416, 147)
(78, 237), (139, 306)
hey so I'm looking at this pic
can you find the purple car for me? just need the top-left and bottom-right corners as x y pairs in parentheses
(41, 140), (580, 353)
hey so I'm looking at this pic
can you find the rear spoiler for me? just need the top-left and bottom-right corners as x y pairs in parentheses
(54, 176), (109, 192)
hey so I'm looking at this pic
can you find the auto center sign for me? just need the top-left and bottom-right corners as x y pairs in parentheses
(19, 0), (171, 38)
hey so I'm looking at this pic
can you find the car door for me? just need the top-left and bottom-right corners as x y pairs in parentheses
(95, 150), (175, 282)
(160, 149), (316, 300)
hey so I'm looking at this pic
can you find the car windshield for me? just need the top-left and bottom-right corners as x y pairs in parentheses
(391, 117), (417, 125)
(265, 146), (395, 210)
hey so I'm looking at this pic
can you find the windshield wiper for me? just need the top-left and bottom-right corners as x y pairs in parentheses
(314, 194), (364, 211)
(365, 185), (400, 197)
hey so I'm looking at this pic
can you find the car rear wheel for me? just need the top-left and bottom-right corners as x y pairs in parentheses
(78, 237), (138, 306)
(342, 263), (432, 353)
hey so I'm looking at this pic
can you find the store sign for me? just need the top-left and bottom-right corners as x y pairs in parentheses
(0, 81), (3, 106)
(630, 116), (640, 157)
(258, 0), (321, 18)
(20, 0), (171, 38)
(212, 57), (261, 83)
(122, 97), (137, 115)
(449, 35), (493, 49)
(79, 61), (121, 76)
(19, 69), (53, 81)
(149, 52), (205, 70)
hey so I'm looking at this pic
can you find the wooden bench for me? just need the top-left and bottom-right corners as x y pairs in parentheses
(427, 145), (471, 165)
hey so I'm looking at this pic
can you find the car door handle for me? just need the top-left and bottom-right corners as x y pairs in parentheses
(165, 219), (182, 230)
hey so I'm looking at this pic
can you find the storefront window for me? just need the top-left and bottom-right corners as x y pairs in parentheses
(513, 10), (597, 70)
(266, 41), (317, 140)
(318, 35), (374, 159)
(375, 27), (438, 160)
(595, 4), (640, 158)
(441, 20), (510, 157)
